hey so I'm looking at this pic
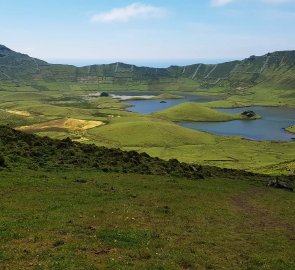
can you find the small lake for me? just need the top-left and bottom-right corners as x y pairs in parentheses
(120, 92), (221, 114)
(118, 93), (295, 142)
(180, 107), (295, 142)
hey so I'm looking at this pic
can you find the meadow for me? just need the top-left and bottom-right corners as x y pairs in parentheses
(0, 127), (294, 270)
(0, 85), (294, 175)
(1, 26), (295, 270)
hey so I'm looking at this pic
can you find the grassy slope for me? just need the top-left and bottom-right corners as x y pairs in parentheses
(87, 116), (214, 147)
(0, 127), (294, 269)
(1, 46), (295, 107)
(132, 139), (295, 175)
(0, 168), (294, 269)
(152, 102), (241, 122)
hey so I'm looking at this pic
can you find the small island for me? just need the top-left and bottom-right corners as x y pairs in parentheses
(285, 125), (295, 134)
(241, 110), (259, 119)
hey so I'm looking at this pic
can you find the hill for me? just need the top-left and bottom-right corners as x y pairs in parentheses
(152, 102), (243, 122)
(0, 126), (294, 269)
(0, 125), (261, 179)
(1, 45), (295, 92)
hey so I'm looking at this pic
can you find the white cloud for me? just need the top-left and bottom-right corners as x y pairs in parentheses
(211, 0), (235, 7)
(91, 3), (166, 23)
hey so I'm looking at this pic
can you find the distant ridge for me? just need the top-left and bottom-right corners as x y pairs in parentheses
(0, 45), (295, 90)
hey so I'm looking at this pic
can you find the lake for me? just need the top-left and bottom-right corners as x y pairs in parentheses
(180, 107), (295, 142)
(119, 93), (295, 142)
(120, 92), (221, 114)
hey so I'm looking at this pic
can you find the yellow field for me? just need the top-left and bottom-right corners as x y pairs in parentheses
(17, 118), (104, 132)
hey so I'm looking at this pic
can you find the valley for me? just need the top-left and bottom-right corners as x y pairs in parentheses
(0, 44), (295, 269)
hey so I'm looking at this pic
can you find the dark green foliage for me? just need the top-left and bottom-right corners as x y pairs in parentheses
(241, 110), (256, 118)
(0, 154), (6, 167)
(0, 126), (292, 182)
(100, 92), (109, 97)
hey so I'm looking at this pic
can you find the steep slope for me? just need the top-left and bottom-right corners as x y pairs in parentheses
(0, 125), (268, 179)
(1, 45), (295, 91)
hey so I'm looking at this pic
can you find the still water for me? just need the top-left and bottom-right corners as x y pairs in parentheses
(180, 107), (295, 141)
(119, 93), (295, 142)
(121, 92), (221, 114)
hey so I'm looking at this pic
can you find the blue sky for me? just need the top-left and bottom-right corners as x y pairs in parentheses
(1, 0), (295, 67)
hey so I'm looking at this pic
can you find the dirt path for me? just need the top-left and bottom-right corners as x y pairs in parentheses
(231, 188), (295, 237)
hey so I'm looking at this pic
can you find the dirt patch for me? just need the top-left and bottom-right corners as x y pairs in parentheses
(17, 118), (104, 132)
(4, 109), (31, 117)
(231, 188), (294, 234)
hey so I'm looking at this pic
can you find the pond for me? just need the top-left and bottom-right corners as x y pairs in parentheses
(120, 92), (221, 114)
(118, 92), (295, 142)
(180, 107), (295, 142)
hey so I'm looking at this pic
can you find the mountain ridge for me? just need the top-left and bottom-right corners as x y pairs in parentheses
(0, 44), (295, 90)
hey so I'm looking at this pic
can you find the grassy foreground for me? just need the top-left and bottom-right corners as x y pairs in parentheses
(1, 126), (294, 269)
(0, 168), (294, 270)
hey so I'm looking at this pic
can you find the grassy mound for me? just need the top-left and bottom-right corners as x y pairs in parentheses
(88, 116), (215, 147)
(153, 102), (241, 122)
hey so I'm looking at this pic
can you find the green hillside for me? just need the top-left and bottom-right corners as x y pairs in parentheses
(0, 126), (294, 269)
(1, 45), (295, 94)
(152, 102), (243, 122)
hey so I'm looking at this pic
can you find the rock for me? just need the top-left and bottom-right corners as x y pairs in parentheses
(268, 179), (294, 192)
(160, 101), (167, 103)
(100, 92), (109, 97)
(241, 110), (256, 119)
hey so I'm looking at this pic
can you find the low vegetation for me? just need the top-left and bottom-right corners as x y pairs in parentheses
(286, 125), (295, 134)
(152, 102), (242, 122)
(0, 127), (294, 269)
(17, 118), (104, 133)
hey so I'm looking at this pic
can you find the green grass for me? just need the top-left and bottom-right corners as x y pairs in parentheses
(87, 115), (214, 147)
(0, 168), (294, 269)
(0, 89), (293, 175)
(152, 102), (242, 122)
(129, 138), (295, 175)
(286, 125), (295, 134)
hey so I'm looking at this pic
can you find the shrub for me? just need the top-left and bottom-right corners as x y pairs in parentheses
(0, 154), (6, 167)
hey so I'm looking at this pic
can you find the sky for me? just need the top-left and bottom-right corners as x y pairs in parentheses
(1, 0), (295, 67)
